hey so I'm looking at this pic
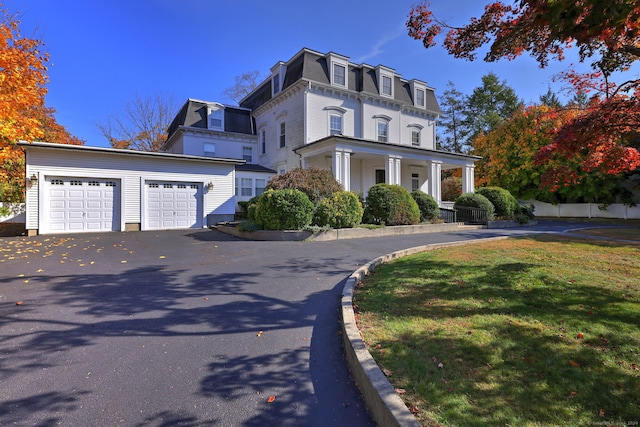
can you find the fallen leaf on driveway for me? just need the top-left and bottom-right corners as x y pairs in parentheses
(257, 331), (263, 337)
(15, 301), (22, 305)
(267, 395), (276, 403)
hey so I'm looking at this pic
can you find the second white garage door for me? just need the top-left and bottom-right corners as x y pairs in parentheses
(146, 181), (203, 230)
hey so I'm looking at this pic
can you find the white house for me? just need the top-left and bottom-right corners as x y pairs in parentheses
(166, 48), (479, 207)
(20, 142), (241, 235)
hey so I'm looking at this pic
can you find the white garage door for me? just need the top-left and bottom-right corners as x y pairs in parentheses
(146, 181), (202, 230)
(46, 177), (120, 233)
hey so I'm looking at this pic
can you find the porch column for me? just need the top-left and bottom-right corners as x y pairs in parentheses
(462, 164), (475, 194)
(300, 156), (309, 169)
(427, 160), (442, 204)
(386, 155), (401, 185)
(332, 150), (351, 191)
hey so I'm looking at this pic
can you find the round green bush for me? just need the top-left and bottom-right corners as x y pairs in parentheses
(265, 167), (342, 205)
(454, 192), (495, 220)
(253, 189), (314, 230)
(363, 184), (420, 226)
(313, 191), (363, 228)
(411, 190), (440, 222)
(476, 187), (519, 219)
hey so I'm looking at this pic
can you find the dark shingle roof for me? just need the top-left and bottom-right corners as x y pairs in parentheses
(167, 99), (253, 138)
(240, 48), (442, 115)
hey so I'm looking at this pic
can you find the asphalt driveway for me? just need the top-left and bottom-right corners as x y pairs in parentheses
(0, 222), (592, 426)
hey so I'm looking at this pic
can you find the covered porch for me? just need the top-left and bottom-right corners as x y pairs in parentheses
(295, 135), (480, 205)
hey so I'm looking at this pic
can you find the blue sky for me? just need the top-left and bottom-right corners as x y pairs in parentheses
(13, 0), (640, 148)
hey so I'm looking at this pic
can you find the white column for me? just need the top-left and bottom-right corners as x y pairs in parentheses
(332, 151), (342, 186)
(462, 164), (475, 194)
(427, 161), (442, 204)
(394, 157), (401, 185)
(342, 151), (351, 191)
(386, 156), (394, 184)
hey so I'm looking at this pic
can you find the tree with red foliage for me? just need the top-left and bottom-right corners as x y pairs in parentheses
(407, 1), (640, 190)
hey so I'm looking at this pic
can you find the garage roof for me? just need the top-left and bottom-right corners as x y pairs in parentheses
(18, 141), (246, 165)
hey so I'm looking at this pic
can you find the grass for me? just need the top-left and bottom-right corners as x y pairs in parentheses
(354, 233), (640, 426)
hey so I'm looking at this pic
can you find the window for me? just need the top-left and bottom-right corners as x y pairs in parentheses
(273, 74), (280, 95)
(241, 178), (252, 197)
(279, 122), (286, 148)
(375, 169), (386, 184)
(261, 129), (266, 154)
(255, 179), (266, 196)
(70, 180), (83, 186)
(377, 120), (388, 142)
(209, 108), (223, 129)
(243, 146), (253, 163)
(333, 63), (346, 86)
(382, 75), (392, 97)
(330, 114), (342, 135)
(416, 88), (425, 107)
(204, 143), (216, 157)
(412, 129), (420, 146)
(234, 178), (238, 196)
(412, 173), (420, 192)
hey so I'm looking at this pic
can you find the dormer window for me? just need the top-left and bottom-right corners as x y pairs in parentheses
(326, 52), (350, 88)
(410, 80), (428, 108)
(376, 65), (395, 98)
(273, 74), (280, 95)
(271, 62), (286, 96)
(333, 63), (346, 86)
(208, 106), (223, 130)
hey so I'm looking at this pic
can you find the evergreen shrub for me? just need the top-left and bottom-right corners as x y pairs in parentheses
(363, 184), (420, 226)
(411, 190), (440, 222)
(476, 186), (519, 219)
(454, 192), (495, 220)
(253, 189), (314, 230)
(313, 191), (363, 228)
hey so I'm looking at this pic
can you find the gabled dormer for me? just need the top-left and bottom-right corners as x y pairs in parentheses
(208, 102), (224, 131)
(325, 52), (349, 88)
(271, 61), (287, 96)
(376, 65), (395, 98)
(410, 79), (428, 109)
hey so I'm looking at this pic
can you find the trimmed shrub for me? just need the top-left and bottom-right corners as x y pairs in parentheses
(313, 191), (363, 228)
(454, 192), (495, 220)
(363, 184), (420, 226)
(411, 190), (440, 222)
(517, 200), (535, 220)
(253, 189), (314, 230)
(476, 186), (519, 219)
(246, 196), (261, 222)
(265, 167), (342, 205)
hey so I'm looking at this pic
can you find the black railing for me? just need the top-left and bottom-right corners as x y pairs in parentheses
(455, 205), (489, 225)
(439, 208), (457, 223)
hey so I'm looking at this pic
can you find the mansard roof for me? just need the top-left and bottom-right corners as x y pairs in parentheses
(167, 99), (254, 138)
(240, 48), (442, 116)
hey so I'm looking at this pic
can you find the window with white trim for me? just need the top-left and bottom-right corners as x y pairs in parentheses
(242, 146), (253, 163)
(382, 75), (392, 97)
(333, 63), (346, 86)
(273, 74), (280, 95)
(416, 88), (425, 107)
(375, 169), (386, 184)
(255, 179), (266, 196)
(411, 173), (420, 192)
(377, 120), (389, 142)
(330, 114), (342, 135)
(279, 122), (286, 148)
(411, 129), (420, 146)
(240, 178), (252, 197)
(204, 143), (216, 157)
(209, 107), (223, 130)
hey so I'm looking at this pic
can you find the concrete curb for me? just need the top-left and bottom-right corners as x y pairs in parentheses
(341, 236), (510, 427)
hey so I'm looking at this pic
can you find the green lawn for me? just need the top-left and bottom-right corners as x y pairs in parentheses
(355, 234), (640, 426)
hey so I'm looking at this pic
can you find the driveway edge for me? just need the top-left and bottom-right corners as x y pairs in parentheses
(341, 237), (510, 427)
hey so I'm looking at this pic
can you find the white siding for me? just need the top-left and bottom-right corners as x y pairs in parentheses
(24, 146), (236, 232)
(180, 132), (258, 161)
(305, 91), (359, 142)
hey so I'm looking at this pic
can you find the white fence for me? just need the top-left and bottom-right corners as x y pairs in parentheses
(0, 203), (26, 223)
(531, 200), (640, 220)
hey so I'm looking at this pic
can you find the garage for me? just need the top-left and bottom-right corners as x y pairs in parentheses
(145, 181), (202, 230)
(45, 176), (120, 234)
(21, 142), (241, 236)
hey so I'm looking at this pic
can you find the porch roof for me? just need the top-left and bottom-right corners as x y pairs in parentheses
(294, 135), (481, 167)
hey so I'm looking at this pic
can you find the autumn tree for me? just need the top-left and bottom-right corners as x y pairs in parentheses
(437, 81), (468, 153)
(0, 5), (83, 203)
(98, 92), (177, 152)
(407, 1), (640, 190)
(221, 70), (261, 104)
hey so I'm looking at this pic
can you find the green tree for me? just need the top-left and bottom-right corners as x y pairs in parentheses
(437, 81), (469, 153)
(465, 73), (523, 144)
(539, 86), (562, 108)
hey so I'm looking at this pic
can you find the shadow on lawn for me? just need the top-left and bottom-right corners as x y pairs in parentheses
(360, 235), (640, 424)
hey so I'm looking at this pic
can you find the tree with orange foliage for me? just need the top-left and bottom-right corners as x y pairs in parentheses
(0, 4), (83, 204)
(407, 1), (640, 191)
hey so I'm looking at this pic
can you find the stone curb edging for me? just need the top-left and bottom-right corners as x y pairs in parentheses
(341, 236), (510, 427)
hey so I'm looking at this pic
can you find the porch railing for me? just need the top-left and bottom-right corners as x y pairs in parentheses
(439, 207), (457, 223)
(454, 205), (489, 225)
